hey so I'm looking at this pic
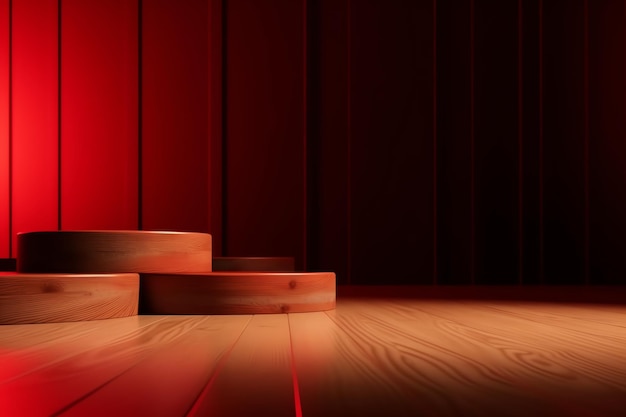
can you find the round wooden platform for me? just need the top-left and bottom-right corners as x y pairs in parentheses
(0, 272), (139, 324)
(140, 272), (336, 314)
(17, 230), (212, 274)
(212, 257), (295, 272)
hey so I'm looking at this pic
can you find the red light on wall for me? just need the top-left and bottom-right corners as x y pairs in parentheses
(0, 0), (9, 258)
(142, 0), (209, 233)
(61, 0), (138, 231)
(11, 0), (58, 257)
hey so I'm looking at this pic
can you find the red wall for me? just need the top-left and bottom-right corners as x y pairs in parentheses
(1, 0), (626, 285)
(0, 0), (8, 259)
(224, 0), (307, 268)
(311, 0), (626, 285)
(12, 0), (58, 256)
(61, 0), (138, 231)
(0, 0), (213, 260)
(142, 0), (209, 234)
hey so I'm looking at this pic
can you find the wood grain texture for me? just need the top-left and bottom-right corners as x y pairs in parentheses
(59, 315), (251, 417)
(17, 230), (212, 273)
(0, 315), (208, 416)
(359, 299), (626, 416)
(0, 288), (625, 417)
(290, 311), (426, 417)
(325, 300), (570, 416)
(212, 256), (295, 272)
(187, 314), (296, 417)
(140, 272), (336, 314)
(0, 272), (139, 324)
(0, 316), (167, 384)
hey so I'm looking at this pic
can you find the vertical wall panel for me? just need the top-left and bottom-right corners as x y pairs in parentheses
(3, 1), (626, 283)
(61, 0), (138, 230)
(350, 0), (434, 284)
(12, 0), (58, 256)
(307, 0), (349, 282)
(542, 0), (586, 284)
(209, 0), (223, 254)
(226, 0), (306, 268)
(143, 0), (209, 233)
(0, 0), (8, 257)
(589, 1), (626, 284)
(521, 0), (541, 284)
(473, 0), (518, 284)
(437, 0), (473, 284)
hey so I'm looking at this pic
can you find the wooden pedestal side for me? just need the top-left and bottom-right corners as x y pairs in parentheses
(140, 272), (336, 314)
(0, 272), (139, 324)
(17, 231), (212, 274)
(212, 257), (295, 272)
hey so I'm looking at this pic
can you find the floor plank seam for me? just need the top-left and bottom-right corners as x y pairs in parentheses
(50, 365), (138, 417)
(184, 315), (254, 417)
(0, 316), (172, 385)
(51, 316), (217, 416)
(287, 314), (303, 417)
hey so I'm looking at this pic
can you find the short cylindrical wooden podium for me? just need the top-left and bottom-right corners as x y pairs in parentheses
(3, 230), (336, 324)
(140, 271), (336, 314)
(17, 230), (213, 273)
(0, 272), (139, 324)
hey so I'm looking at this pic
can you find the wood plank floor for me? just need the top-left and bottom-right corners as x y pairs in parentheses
(1, 286), (626, 417)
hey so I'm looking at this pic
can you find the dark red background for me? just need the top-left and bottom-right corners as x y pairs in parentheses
(1, 0), (625, 285)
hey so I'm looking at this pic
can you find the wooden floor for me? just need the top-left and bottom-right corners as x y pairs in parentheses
(1, 286), (626, 417)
